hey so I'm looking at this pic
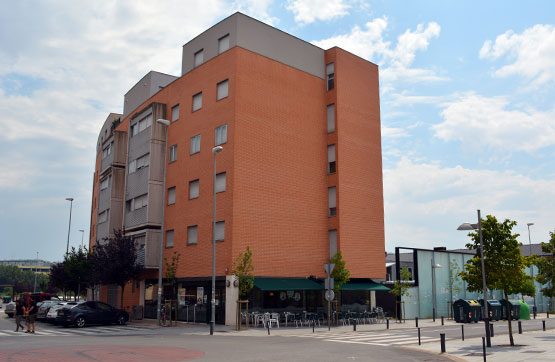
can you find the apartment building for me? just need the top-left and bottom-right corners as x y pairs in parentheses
(90, 12), (385, 324)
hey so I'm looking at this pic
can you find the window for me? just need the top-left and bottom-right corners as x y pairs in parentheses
(102, 142), (113, 159)
(328, 145), (336, 174)
(127, 194), (148, 212)
(167, 187), (176, 205)
(328, 186), (337, 217)
(100, 175), (111, 190)
(98, 209), (109, 223)
(169, 145), (177, 162)
(218, 34), (230, 54)
(407, 267), (414, 280)
(329, 230), (338, 258)
(214, 220), (225, 241)
(187, 225), (198, 245)
(166, 230), (174, 248)
(327, 104), (335, 132)
(215, 172), (226, 193)
(192, 92), (202, 111)
(194, 49), (203, 67)
(128, 153), (150, 174)
(215, 124), (227, 146)
(326, 62), (335, 91)
(190, 134), (201, 154)
(217, 80), (228, 100)
(171, 104), (180, 122)
(189, 179), (199, 199)
(131, 113), (153, 136)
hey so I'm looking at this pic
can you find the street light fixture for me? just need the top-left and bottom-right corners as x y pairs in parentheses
(79, 229), (85, 249)
(457, 209), (491, 348)
(527, 222), (536, 316)
(65, 198), (74, 255)
(431, 261), (442, 322)
(156, 118), (170, 324)
(211, 145), (223, 335)
(33, 251), (39, 293)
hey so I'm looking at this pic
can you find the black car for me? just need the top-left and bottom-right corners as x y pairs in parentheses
(56, 301), (129, 328)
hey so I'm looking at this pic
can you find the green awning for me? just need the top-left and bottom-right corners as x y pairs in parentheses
(254, 277), (324, 291)
(341, 282), (389, 291)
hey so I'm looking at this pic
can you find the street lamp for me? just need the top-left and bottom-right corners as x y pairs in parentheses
(211, 145), (223, 335)
(458, 209), (491, 348)
(527, 222), (536, 317)
(79, 229), (85, 249)
(65, 197), (74, 255)
(431, 261), (442, 322)
(33, 251), (39, 293)
(156, 118), (170, 324)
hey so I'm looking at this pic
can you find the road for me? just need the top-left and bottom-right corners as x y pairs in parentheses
(0, 307), (451, 362)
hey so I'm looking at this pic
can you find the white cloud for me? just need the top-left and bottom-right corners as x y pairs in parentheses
(432, 93), (555, 153)
(382, 126), (410, 138)
(480, 24), (555, 86)
(313, 18), (444, 83)
(384, 158), (555, 250)
(0, 159), (36, 190)
(286, 0), (350, 25)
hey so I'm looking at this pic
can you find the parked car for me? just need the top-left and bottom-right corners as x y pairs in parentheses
(46, 302), (78, 324)
(4, 302), (15, 317)
(37, 300), (57, 321)
(20, 292), (59, 303)
(57, 301), (129, 328)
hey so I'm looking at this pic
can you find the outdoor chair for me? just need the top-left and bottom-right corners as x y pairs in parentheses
(268, 313), (280, 328)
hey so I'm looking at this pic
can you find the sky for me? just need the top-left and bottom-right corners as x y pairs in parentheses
(1, 0), (554, 262)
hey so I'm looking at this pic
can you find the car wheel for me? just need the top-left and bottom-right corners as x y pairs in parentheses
(7, 313), (13, 318)
(116, 315), (126, 326)
(75, 316), (86, 328)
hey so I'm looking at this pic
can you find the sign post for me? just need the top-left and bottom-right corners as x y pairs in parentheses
(324, 263), (335, 331)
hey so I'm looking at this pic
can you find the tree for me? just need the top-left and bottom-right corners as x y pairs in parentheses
(164, 251), (181, 299)
(49, 262), (68, 295)
(232, 246), (255, 298)
(536, 230), (555, 302)
(330, 251), (350, 293)
(460, 215), (535, 346)
(64, 246), (93, 300)
(389, 265), (412, 322)
(92, 230), (144, 309)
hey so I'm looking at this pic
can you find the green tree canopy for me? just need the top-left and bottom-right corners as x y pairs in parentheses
(232, 246), (254, 298)
(330, 251), (350, 293)
(460, 215), (534, 346)
(536, 230), (555, 299)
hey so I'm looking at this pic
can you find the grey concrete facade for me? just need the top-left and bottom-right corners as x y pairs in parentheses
(123, 71), (177, 118)
(181, 12), (325, 79)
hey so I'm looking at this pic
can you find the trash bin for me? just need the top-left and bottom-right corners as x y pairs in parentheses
(499, 299), (520, 320)
(518, 301), (530, 320)
(479, 299), (502, 321)
(453, 299), (482, 323)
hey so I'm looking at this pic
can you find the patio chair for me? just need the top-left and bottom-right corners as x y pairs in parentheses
(268, 313), (280, 328)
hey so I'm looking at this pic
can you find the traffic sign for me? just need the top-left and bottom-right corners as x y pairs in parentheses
(324, 263), (335, 275)
(325, 278), (334, 290)
(325, 289), (335, 302)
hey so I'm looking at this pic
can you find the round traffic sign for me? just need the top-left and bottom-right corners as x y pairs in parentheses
(325, 289), (335, 302)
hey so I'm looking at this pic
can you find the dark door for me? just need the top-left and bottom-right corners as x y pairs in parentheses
(96, 301), (115, 323)
(82, 301), (99, 323)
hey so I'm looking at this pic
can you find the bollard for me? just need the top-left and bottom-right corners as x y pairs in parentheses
(387, 319), (389, 329)
(543, 320), (546, 331)
(518, 321), (522, 334)
(440, 333), (446, 353)
(547, 311), (549, 318)
(267, 320), (270, 335)
(353, 319), (357, 331)
(482, 337), (487, 362)
(416, 317), (419, 328)
(441, 316), (444, 326)
(490, 323), (494, 337)
(418, 327), (421, 345)
(313, 319), (315, 333)
(461, 324), (464, 341)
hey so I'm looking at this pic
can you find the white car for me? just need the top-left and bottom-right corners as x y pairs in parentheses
(46, 302), (78, 324)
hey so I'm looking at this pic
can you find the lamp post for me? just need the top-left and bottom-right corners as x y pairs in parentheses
(33, 251), (39, 293)
(156, 118), (170, 324)
(458, 209), (491, 348)
(65, 197), (74, 255)
(211, 145), (223, 335)
(527, 223), (536, 315)
(431, 260), (442, 322)
(79, 229), (85, 249)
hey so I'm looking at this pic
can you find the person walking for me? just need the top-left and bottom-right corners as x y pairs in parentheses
(24, 296), (37, 334)
(14, 299), (25, 332)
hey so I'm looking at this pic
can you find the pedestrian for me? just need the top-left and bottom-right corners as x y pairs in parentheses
(24, 296), (37, 334)
(14, 299), (25, 332)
